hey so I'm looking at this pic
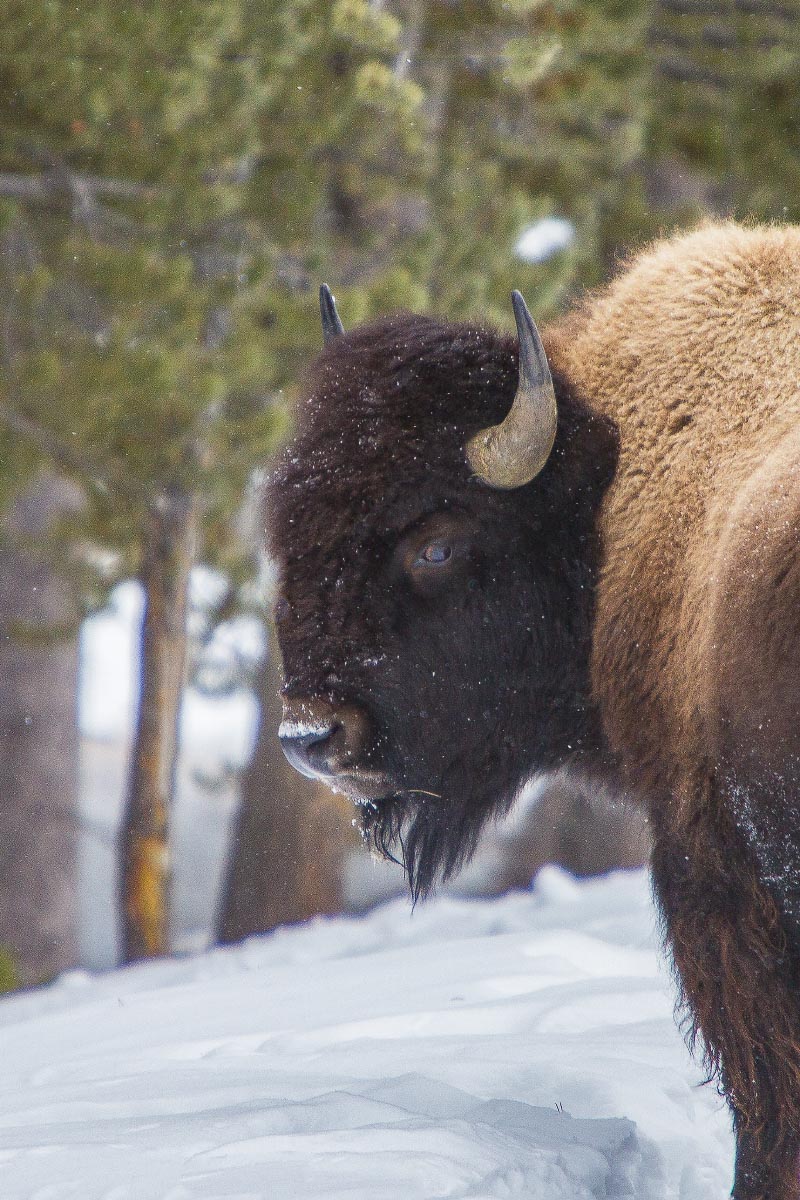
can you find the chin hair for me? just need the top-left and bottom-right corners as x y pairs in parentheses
(358, 784), (512, 903)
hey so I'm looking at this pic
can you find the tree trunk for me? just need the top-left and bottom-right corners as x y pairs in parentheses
(0, 473), (82, 987)
(217, 633), (354, 944)
(120, 490), (194, 963)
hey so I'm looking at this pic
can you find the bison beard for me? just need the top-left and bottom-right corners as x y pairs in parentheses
(357, 735), (531, 902)
(359, 791), (487, 902)
(269, 224), (800, 1200)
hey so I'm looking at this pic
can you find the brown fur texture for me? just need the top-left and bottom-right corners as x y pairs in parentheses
(549, 223), (800, 799)
(548, 224), (800, 1199)
(269, 223), (800, 1199)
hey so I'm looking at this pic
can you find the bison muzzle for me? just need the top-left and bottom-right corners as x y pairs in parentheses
(268, 224), (800, 1200)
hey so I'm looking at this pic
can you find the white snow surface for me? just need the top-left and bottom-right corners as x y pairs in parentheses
(0, 867), (732, 1199)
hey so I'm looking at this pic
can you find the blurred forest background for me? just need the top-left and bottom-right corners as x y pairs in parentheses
(0, 0), (796, 987)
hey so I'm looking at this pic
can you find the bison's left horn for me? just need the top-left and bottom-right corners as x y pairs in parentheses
(465, 291), (557, 489)
(320, 284), (345, 344)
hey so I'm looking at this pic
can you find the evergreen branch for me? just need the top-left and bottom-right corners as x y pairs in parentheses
(655, 57), (728, 89)
(0, 399), (147, 502)
(0, 172), (158, 205)
(654, 0), (797, 16)
(651, 0), (730, 12)
(649, 27), (781, 53)
(734, 0), (797, 15)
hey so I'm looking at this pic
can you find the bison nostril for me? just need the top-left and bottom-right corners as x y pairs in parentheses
(278, 718), (340, 779)
(279, 699), (372, 783)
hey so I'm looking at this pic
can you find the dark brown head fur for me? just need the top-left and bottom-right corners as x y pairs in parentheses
(268, 313), (617, 897)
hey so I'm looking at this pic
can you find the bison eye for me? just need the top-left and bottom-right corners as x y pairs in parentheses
(398, 516), (471, 586)
(418, 542), (452, 566)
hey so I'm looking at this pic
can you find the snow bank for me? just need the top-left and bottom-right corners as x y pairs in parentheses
(515, 217), (575, 264)
(0, 867), (732, 1198)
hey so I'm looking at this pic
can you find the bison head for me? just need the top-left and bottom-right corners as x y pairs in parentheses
(267, 290), (618, 897)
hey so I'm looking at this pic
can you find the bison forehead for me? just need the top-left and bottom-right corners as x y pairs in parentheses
(289, 314), (518, 455)
(280, 397), (441, 487)
(268, 314), (522, 557)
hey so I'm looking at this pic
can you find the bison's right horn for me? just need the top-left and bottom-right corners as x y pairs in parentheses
(465, 290), (557, 489)
(320, 284), (345, 343)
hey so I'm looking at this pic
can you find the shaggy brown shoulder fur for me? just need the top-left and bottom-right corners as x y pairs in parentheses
(550, 223), (800, 791)
(549, 223), (800, 1199)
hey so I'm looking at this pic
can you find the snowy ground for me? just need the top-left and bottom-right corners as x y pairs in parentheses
(0, 867), (732, 1199)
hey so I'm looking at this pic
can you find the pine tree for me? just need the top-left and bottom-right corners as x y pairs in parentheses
(0, 3), (277, 962)
(0, 0), (432, 959)
(648, 2), (800, 224)
(385, 0), (653, 325)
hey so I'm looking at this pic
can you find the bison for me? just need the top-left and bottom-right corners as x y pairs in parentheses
(267, 223), (800, 1199)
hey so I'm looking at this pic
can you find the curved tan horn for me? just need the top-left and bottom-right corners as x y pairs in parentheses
(320, 284), (345, 343)
(465, 290), (557, 489)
